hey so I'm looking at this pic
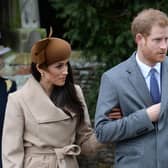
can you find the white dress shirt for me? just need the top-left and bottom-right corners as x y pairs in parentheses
(136, 53), (161, 92)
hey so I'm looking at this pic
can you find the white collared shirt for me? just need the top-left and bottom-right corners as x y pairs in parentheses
(136, 53), (161, 92)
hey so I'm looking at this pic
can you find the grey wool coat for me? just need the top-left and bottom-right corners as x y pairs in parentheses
(95, 52), (168, 168)
(2, 77), (102, 168)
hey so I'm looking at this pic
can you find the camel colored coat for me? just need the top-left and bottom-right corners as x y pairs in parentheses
(2, 77), (101, 168)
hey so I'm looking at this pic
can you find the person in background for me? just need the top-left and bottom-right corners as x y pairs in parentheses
(95, 8), (168, 168)
(2, 29), (121, 168)
(0, 54), (16, 168)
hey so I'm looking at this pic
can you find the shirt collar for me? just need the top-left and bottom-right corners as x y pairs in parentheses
(136, 53), (161, 78)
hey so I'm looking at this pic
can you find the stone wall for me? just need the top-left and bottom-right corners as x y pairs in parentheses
(71, 60), (100, 94)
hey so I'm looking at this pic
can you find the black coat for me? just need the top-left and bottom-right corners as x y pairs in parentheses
(0, 77), (16, 168)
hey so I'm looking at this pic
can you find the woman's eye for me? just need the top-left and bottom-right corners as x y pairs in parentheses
(56, 64), (63, 69)
(55, 63), (68, 69)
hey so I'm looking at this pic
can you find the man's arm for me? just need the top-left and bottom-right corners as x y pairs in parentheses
(94, 73), (157, 143)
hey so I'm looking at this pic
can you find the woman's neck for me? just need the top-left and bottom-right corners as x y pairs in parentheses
(40, 80), (53, 96)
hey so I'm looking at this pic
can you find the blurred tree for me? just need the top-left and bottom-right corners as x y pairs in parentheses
(49, 0), (168, 117)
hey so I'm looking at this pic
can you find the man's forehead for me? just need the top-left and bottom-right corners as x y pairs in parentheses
(148, 25), (168, 37)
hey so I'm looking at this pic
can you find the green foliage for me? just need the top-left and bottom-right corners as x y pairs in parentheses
(49, 0), (168, 117)
(49, 1), (135, 67)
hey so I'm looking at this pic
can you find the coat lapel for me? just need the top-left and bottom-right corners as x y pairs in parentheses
(21, 77), (74, 123)
(126, 53), (152, 107)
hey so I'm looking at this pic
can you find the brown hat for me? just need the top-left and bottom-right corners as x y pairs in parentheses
(31, 30), (71, 65)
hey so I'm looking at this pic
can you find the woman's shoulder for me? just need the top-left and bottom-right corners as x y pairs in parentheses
(74, 84), (83, 94)
(74, 84), (86, 102)
(74, 84), (81, 90)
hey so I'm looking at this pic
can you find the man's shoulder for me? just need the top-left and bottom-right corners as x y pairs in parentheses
(164, 56), (168, 62)
(1, 77), (16, 83)
(1, 78), (17, 92)
(105, 58), (130, 75)
(0, 76), (6, 81)
(161, 56), (168, 67)
(5, 79), (14, 91)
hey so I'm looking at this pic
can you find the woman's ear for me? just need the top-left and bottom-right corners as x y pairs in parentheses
(36, 64), (41, 72)
(36, 64), (45, 77)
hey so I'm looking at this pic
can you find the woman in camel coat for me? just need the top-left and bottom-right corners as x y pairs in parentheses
(2, 31), (121, 168)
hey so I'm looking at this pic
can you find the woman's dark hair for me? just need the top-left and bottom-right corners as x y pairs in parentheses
(31, 62), (84, 126)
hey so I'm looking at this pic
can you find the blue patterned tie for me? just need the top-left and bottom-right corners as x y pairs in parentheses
(150, 68), (161, 104)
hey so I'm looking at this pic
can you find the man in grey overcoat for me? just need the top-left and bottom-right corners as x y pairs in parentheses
(95, 8), (168, 168)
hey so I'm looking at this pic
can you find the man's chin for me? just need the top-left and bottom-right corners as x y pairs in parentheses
(158, 55), (166, 62)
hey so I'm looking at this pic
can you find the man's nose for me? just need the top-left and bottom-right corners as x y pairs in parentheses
(160, 40), (168, 49)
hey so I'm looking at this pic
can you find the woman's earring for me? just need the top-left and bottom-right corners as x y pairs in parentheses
(41, 72), (44, 77)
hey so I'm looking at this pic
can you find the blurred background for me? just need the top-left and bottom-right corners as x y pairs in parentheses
(0, 1), (168, 167)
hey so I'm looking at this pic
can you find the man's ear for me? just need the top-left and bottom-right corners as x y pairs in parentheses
(135, 33), (144, 44)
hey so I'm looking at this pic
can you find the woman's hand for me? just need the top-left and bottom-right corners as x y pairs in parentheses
(106, 108), (122, 119)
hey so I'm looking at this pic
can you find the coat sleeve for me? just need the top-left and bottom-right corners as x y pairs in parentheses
(75, 85), (105, 155)
(2, 94), (24, 168)
(94, 73), (154, 143)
